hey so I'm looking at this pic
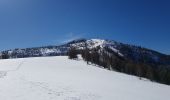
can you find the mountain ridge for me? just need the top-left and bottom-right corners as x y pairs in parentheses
(0, 38), (170, 65)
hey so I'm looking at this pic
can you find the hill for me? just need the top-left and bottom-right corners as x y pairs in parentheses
(0, 56), (170, 100)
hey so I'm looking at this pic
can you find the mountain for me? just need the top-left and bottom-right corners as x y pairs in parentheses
(1, 38), (170, 65)
(0, 56), (170, 100)
(1, 39), (170, 85)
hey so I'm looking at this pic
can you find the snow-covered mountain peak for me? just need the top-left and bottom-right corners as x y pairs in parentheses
(68, 38), (116, 49)
(86, 39), (106, 48)
(67, 39), (106, 49)
(68, 38), (123, 56)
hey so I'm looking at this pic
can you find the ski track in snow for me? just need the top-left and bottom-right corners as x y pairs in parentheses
(0, 60), (24, 78)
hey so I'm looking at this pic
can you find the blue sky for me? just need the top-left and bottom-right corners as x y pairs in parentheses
(0, 0), (170, 54)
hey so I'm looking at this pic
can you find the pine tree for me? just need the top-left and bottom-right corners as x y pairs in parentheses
(68, 47), (78, 59)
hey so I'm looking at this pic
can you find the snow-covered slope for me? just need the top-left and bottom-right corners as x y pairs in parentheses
(0, 56), (170, 100)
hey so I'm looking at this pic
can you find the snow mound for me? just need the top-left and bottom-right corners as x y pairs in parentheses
(0, 56), (170, 100)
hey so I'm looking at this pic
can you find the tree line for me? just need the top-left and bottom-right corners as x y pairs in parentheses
(68, 46), (170, 85)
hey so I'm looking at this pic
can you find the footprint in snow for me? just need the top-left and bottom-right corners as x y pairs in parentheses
(0, 71), (7, 78)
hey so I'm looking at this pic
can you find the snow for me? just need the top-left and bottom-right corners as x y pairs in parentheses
(86, 39), (105, 48)
(70, 39), (106, 50)
(40, 48), (61, 55)
(108, 46), (124, 57)
(0, 56), (170, 100)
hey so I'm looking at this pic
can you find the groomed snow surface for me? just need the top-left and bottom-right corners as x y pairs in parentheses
(0, 56), (170, 100)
